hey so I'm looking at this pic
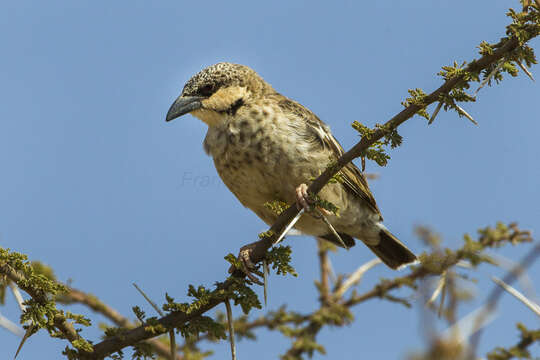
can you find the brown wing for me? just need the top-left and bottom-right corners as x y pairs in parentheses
(275, 95), (381, 216)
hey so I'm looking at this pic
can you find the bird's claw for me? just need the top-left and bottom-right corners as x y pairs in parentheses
(237, 244), (264, 285)
(295, 183), (311, 211)
(295, 183), (331, 217)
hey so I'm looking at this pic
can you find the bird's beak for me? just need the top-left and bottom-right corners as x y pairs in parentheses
(165, 96), (204, 122)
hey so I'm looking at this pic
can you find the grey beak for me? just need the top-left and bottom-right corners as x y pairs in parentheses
(165, 96), (203, 122)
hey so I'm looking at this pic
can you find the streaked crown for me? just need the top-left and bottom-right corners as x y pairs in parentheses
(181, 62), (271, 98)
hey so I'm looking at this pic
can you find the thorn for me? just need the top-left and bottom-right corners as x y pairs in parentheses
(314, 208), (348, 249)
(441, 306), (497, 344)
(224, 299), (237, 360)
(361, 156), (366, 172)
(455, 260), (473, 269)
(8, 283), (26, 312)
(517, 61), (535, 82)
(438, 273), (448, 318)
(274, 208), (304, 245)
(475, 60), (505, 96)
(425, 271), (448, 318)
(333, 258), (381, 299)
(132, 283), (163, 316)
(485, 253), (538, 301)
(0, 312), (24, 337)
(428, 102), (443, 125)
(133, 283), (178, 360)
(426, 271), (446, 313)
(455, 104), (478, 125)
(14, 324), (35, 359)
(263, 259), (269, 306)
(492, 276), (540, 317)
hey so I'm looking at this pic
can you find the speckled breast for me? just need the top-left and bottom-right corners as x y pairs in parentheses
(203, 111), (288, 210)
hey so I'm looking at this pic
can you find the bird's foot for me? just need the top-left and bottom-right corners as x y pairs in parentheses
(295, 183), (348, 248)
(232, 243), (264, 285)
(295, 183), (311, 211)
(295, 183), (331, 217)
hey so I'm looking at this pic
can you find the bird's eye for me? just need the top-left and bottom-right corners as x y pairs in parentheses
(198, 84), (215, 97)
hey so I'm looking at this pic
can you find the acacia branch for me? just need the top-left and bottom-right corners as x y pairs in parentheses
(316, 239), (331, 305)
(0, 262), (82, 346)
(58, 287), (183, 360)
(244, 36), (523, 265)
(74, 32), (536, 359)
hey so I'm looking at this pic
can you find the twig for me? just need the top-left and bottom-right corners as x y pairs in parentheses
(491, 276), (540, 317)
(326, 257), (337, 285)
(317, 239), (331, 304)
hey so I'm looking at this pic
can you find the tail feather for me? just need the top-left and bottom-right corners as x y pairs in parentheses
(320, 232), (356, 248)
(366, 228), (417, 270)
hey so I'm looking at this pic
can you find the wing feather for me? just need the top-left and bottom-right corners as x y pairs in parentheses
(276, 95), (381, 215)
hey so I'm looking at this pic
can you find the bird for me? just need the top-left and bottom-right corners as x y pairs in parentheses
(166, 62), (417, 270)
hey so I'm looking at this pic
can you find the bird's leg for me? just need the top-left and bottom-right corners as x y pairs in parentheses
(295, 183), (332, 217)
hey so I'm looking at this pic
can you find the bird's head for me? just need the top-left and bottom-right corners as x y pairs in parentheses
(166, 62), (273, 126)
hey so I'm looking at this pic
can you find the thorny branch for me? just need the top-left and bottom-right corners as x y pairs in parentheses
(1, 3), (539, 359)
(234, 12), (539, 269)
(1, 222), (538, 359)
(316, 239), (332, 305)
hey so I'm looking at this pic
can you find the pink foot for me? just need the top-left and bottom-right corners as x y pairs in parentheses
(295, 183), (311, 211)
(295, 183), (331, 216)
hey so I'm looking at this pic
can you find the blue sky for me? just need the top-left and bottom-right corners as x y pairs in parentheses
(1, 1), (539, 358)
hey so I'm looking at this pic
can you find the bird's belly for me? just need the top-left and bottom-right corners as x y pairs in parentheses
(212, 141), (289, 216)
(205, 121), (377, 237)
(206, 123), (318, 219)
